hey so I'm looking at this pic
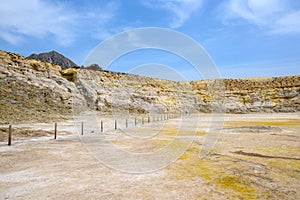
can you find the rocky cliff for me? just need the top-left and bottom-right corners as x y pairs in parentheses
(0, 50), (299, 123)
(215, 77), (300, 113)
(0, 51), (84, 123)
(76, 69), (300, 114)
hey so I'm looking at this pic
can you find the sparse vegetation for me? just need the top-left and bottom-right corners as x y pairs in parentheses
(60, 68), (77, 82)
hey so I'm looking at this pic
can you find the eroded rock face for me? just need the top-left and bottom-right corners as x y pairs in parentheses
(75, 69), (199, 114)
(218, 78), (300, 113)
(0, 50), (299, 123)
(0, 51), (85, 123)
(76, 69), (299, 114)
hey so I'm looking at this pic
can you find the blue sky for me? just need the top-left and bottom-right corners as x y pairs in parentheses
(0, 0), (300, 80)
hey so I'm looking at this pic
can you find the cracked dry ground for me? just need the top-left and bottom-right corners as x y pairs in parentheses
(0, 113), (299, 199)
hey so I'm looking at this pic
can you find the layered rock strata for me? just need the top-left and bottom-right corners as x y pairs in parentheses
(1, 50), (299, 123)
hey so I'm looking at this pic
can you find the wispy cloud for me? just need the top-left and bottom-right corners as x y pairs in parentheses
(0, 0), (75, 45)
(143, 0), (203, 28)
(221, 0), (300, 34)
(0, 0), (119, 46)
(80, 1), (121, 41)
(272, 10), (300, 34)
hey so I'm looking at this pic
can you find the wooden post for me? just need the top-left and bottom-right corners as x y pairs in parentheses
(126, 119), (128, 128)
(81, 122), (84, 135)
(8, 125), (12, 146)
(148, 116), (150, 123)
(115, 120), (117, 130)
(101, 121), (103, 132)
(142, 117), (144, 124)
(135, 117), (137, 126)
(54, 123), (57, 139)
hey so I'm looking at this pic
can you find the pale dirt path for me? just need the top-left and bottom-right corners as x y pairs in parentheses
(0, 135), (216, 199)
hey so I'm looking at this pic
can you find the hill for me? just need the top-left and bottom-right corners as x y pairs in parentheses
(27, 51), (78, 70)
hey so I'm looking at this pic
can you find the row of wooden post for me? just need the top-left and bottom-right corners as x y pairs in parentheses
(104, 114), (179, 132)
(79, 114), (179, 135)
(5, 114), (182, 145)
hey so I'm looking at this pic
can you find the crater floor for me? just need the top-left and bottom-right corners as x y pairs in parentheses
(0, 113), (299, 199)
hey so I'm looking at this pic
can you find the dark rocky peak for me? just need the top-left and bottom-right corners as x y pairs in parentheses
(27, 51), (78, 70)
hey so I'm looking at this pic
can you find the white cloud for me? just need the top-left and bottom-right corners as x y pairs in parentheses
(144, 0), (203, 28)
(222, 0), (300, 34)
(0, 0), (75, 45)
(81, 1), (120, 41)
(0, 31), (24, 45)
(273, 10), (300, 34)
(0, 0), (119, 46)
